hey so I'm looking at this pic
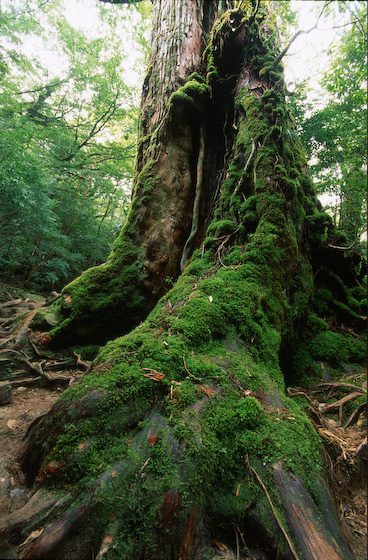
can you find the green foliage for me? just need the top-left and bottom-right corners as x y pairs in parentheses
(0, 0), (151, 291)
(289, 6), (367, 243)
(308, 331), (366, 365)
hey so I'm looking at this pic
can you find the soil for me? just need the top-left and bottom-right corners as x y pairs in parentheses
(0, 386), (61, 517)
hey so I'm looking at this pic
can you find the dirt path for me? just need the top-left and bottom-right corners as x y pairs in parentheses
(0, 387), (61, 519)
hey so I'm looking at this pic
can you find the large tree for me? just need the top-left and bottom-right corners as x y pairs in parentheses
(1, 1), (366, 559)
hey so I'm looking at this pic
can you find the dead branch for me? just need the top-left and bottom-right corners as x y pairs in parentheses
(319, 391), (363, 414)
(319, 391), (363, 427)
(318, 381), (365, 392)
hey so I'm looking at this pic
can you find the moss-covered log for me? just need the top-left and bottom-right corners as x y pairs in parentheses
(2, 1), (366, 559)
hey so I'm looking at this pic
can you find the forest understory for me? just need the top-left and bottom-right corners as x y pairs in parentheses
(0, 283), (366, 560)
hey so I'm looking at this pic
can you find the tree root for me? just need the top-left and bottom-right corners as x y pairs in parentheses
(0, 291), (93, 393)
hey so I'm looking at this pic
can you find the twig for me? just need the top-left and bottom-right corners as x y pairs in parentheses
(233, 524), (257, 560)
(183, 355), (191, 376)
(273, 1), (330, 66)
(139, 457), (150, 475)
(318, 381), (365, 392)
(328, 237), (359, 251)
(182, 355), (201, 381)
(248, 465), (301, 560)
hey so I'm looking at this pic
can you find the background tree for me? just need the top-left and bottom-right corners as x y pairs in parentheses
(0, 1), (366, 559)
(0, 0), (151, 290)
(288, 1), (367, 245)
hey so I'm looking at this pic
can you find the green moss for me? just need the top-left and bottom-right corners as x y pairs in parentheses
(312, 288), (333, 315)
(26, 6), (352, 554)
(305, 313), (328, 335)
(71, 345), (100, 361)
(187, 72), (206, 84)
(242, 212), (258, 233)
(308, 331), (366, 364)
(280, 337), (322, 386)
(169, 79), (209, 112)
(30, 307), (58, 330)
(210, 394), (263, 434)
(207, 219), (236, 237)
(134, 159), (157, 203)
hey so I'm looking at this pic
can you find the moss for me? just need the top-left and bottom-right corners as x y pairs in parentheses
(305, 313), (328, 335)
(134, 159), (158, 203)
(308, 331), (366, 365)
(71, 345), (100, 361)
(207, 219), (236, 237)
(30, 307), (58, 330)
(169, 79), (209, 112)
(242, 212), (258, 233)
(24, 6), (354, 554)
(222, 246), (243, 266)
(333, 300), (365, 322)
(300, 173), (314, 194)
(187, 72), (206, 84)
(210, 394), (263, 434)
(280, 337), (322, 386)
(312, 288), (333, 315)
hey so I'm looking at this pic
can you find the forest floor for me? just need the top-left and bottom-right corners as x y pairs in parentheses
(0, 284), (366, 560)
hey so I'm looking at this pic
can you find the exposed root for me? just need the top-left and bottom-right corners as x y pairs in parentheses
(0, 286), (93, 394)
(288, 371), (367, 555)
(247, 463), (301, 560)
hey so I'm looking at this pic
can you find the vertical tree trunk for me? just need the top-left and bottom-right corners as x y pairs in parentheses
(50, 0), (233, 346)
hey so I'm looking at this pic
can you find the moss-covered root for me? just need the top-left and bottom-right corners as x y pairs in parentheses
(12, 341), (355, 560)
(9, 414), (354, 560)
(44, 233), (151, 347)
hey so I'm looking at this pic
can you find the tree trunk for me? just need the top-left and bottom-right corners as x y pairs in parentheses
(2, 1), (365, 559)
(49, 0), (235, 347)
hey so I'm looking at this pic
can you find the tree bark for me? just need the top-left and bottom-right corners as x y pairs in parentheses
(47, 0), (235, 346)
(2, 1), (365, 559)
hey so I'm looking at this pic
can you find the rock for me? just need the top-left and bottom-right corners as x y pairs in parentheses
(0, 382), (12, 405)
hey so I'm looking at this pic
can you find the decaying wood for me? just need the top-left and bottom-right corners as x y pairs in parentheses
(274, 463), (355, 560)
(0, 489), (59, 542)
(319, 391), (364, 426)
(248, 464), (301, 560)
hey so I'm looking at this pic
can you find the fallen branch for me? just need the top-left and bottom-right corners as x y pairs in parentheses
(319, 391), (363, 426)
(318, 381), (365, 392)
